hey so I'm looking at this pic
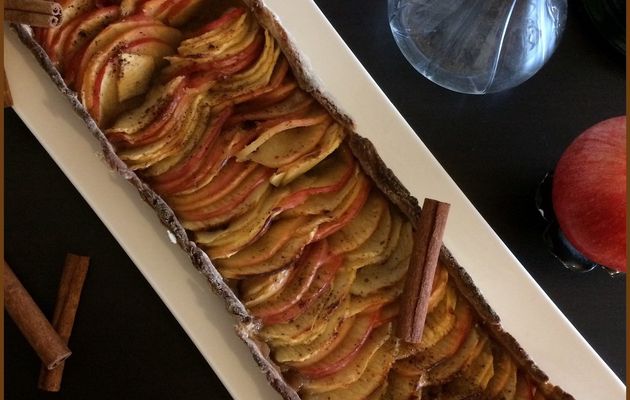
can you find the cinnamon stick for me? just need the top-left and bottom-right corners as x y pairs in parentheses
(396, 198), (450, 343)
(38, 254), (90, 392)
(4, 10), (61, 27)
(5, 0), (62, 15)
(3, 66), (12, 108)
(3, 260), (72, 369)
(4, 0), (63, 27)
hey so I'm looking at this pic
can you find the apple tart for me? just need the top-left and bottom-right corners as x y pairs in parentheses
(14, 1), (576, 399)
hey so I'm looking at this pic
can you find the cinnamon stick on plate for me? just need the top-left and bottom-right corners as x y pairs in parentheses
(397, 198), (450, 343)
(4, 0), (63, 27)
(3, 261), (72, 369)
(38, 254), (90, 392)
(3, 66), (12, 108)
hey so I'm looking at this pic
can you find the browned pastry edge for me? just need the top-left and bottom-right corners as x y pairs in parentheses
(11, 2), (575, 396)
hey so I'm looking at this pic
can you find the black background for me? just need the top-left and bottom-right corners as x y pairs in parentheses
(4, 1), (625, 399)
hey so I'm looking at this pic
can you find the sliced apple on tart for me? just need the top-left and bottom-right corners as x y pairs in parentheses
(249, 241), (331, 324)
(274, 306), (354, 366)
(77, 18), (182, 124)
(240, 266), (295, 308)
(302, 337), (399, 400)
(301, 323), (392, 394)
(350, 220), (413, 296)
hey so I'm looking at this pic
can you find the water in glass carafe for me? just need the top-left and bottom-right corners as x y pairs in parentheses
(389, 0), (567, 94)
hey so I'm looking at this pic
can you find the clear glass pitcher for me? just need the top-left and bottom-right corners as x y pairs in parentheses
(389, 0), (567, 94)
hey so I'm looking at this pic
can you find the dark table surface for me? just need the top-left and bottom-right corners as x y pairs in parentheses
(4, 1), (626, 399)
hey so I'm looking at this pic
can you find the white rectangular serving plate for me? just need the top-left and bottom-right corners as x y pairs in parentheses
(4, 1), (625, 399)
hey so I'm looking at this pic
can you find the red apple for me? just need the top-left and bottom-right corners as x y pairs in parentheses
(552, 116), (626, 272)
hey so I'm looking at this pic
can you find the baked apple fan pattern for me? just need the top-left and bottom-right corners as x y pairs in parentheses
(34, 3), (573, 400)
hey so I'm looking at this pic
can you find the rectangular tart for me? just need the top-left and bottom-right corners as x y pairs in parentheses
(11, 0), (577, 398)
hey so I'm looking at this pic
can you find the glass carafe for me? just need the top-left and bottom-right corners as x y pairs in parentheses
(389, 0), (567, 94)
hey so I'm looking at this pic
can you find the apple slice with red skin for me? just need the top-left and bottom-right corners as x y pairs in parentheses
(116, 52), (157, 103)
(328, 191), (387, 255)
(140, 0), (176, 20)
(494, 362), (518, 400)
(165, 0), (204, 26)
(141, 100), (213, 177)
(259, 253), (342, 325)
(260, 282), (333, 346)
(274, 299), (353, 366)
(64, 14), (153, 88)
(262, 266), (354, 347)
(312, 174), (371, 241)
(86, 32), (180, 109)
(226, 58), (290, 113)
(120, 95), (209, 170)
(194, 7), (245, 36)
(73, 14), (159, 89)
(344, 204), (396, 270)
(418, 285), (458, 350)
(159, 127), (257, 196)
(240, 79), (298, 111)
(140, 0), (202, 26)
(168, 159), (257, 210)
(90, 59), (119, 125)
(82, 24), (181, 117)
(513, 373), (535, 400)
(297, 309), (380, 379)
(120, 0), (142, 15)
(161, 32), (264, 82)
(533, 389), (548, 400)
(270, 122), (346, 186)
(228, 87), (314, 127)
(107, 78), (189, 145)
(178, 8), (251, 57)
(90, 38), (181, 125)
(177, 166), (272, 228)
(252, 243), (337, 324)
(200, 188), (289, 259)
(301, 337), (398, 400)
(281, 154), (360, 219)
(172, 163), (267, 218)
(218, 223), (320, 279)
(483, 348), (514, 398)
(40, 0), (96, 52)
(424, 328), (483, 386)
(302, 323), (392, 394)
(142, 106), (229, 179)
(445, 339), (494, 397)
(427, 264), (449, 313)
(240, 266), (295, 307)
(386, 369), (422, 400)
(147, 106), (235, 194)
(373, 301), (400, 327)
(249, 117), (330, 168)
(56, 6), (120, 69)
(273, 146), (357, 211)
(395, 298), (474, 376)
(198, 149), (356, 257)
(351, 221), (413, 296)
(552, 115), (627, 272)
(236, 108), (330, 161)
(348, 284), (402, 318)
(107, 76), (185, 137)
(215, 216), (312, 270)
(59, 0), (96, 23)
